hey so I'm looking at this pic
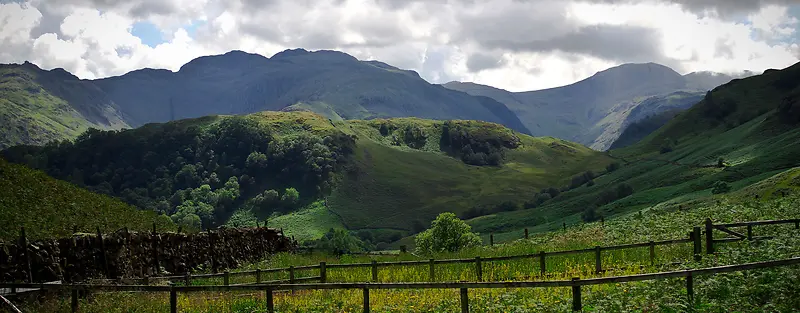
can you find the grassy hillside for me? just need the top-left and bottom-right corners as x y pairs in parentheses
(0, 63), (129, 149)
(2, 111), (611, 244)
(24, 170), (800, 312)
(0, 158), (175, 242)
(471, 62), (800, 242)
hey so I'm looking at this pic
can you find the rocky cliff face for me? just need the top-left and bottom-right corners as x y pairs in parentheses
(0, 227), (296, 283)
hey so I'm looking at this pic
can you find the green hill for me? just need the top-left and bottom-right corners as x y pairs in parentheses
(0, 62), (129, 149)
(2, 111), (611, 243)
(471, 62), (800, 241)
(0, 158), (175, 242)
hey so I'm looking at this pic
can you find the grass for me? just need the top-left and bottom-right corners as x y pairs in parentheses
(0, 157), (176, 242)
(20, 177), (800, 311)
(0, 64), (128, 149)
(268, 201), (346, 242)
(328, 118), (611, 232)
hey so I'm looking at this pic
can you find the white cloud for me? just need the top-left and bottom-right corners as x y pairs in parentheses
(0, 0), (797, 91)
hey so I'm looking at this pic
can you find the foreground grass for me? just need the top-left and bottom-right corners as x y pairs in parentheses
(0, 158), (175, 241)
(21, 192), (800, 312)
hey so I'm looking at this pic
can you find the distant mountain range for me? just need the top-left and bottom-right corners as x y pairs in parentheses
(0, 49), (752, 149)
(443, 63), (753, 150)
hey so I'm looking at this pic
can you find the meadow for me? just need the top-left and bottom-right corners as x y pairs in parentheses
(19, 187), (800, 312)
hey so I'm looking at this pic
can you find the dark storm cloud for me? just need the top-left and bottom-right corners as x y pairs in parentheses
(480, 24), (666, 63)
(466, 52), (506, 72)
(584, 0), (798, 16)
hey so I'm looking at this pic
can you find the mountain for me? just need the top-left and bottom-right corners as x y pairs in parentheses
(91, 49), (530, 134)
(443, 63), (745, 150)
(604, 91), (705, 149)
(2, 111), (611, 243)
(0, 62), (129, 149)
(468, 61), (800, 238)
(0, 157), (175, 242)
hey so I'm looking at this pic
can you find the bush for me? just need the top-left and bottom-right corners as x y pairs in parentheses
(606, 162), (621, 173)
(712, 181), (731, 194)
(414, 212), (481, 255)
(314, 228), (370, 255)
(717, 157), (726, 168)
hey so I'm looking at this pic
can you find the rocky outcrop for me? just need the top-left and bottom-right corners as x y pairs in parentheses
(0, 227), (296, 283)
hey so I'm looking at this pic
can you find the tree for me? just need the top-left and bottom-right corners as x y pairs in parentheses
(281, 187), (300, 208)
(606, 162), (621, 173)
(712, 181), (731, 194)
(616, 183), (634, 199)
(314, 228), (369, 255)
(225, 209), (258, 228)
(414, 213), (482, 255)
(582, 206), (599, 222)
(717, 157), (726, 168)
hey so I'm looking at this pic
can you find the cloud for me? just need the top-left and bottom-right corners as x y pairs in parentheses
(0, 0), (797, 92)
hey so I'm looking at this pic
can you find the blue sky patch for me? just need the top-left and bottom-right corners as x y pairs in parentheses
(184, 20), (207, 38)
(131, 21), (166, 48)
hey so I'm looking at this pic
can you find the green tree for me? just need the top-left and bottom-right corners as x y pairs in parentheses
(281, 187), (300, 208)
(712, 181), (731, 194)
(225, 209), (258, 228)
(217, 177), (240, 207)
(606, 162), (621, 173)
(414, 212), (482, 255)
(315, 228), (369, 255)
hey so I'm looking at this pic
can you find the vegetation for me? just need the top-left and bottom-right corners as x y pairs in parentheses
(2, 112), (356, 229)
(414, 213), (482, 255)
(21, 171), (800, 312)
(0, 63), (128, 149)
(308, 228), (370, 255)
(0, 158), (175, 242)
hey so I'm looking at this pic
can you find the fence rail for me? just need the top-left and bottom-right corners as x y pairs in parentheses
(3, 257), (799, 313)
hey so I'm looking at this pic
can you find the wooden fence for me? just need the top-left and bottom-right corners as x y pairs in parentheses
(2, 257), (799, 313)
(148, 228), (700, 286)
(705, 218), (800, 253)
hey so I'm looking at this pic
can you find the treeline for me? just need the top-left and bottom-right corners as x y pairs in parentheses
(2, 115), (356, 230)
(440, 120), (521, 166)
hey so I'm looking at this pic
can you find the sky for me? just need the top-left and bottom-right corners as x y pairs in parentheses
(0, 0), (799, 92)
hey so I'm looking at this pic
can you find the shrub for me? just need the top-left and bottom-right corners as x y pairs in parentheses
(606, 162), (621, 173)
(717, 157), (726, 168)
(314, 228), (370, 255)
(414, 212), (481, 255)
(712, 181), (731, 194)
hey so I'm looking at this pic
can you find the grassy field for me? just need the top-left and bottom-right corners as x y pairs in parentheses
(0, 158), (176, 242)
(21, 170), (800, 311)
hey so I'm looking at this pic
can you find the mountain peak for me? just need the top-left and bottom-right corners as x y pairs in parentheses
(271, 48), (358, 63)
(178, 50), (268, 73)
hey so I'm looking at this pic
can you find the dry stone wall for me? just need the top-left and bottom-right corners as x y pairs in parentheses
(0, 227), (297, 283)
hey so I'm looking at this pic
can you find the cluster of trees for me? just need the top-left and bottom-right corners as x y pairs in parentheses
(582, 183), (635, 222)
(2, 115), (356, 229)
(460, 201), (520, 219)
(440, 121), (521, 166)
(569, 171), (596, 189)
(308, 228), (372, 255)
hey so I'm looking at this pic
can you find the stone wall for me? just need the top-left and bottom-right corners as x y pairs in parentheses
(0, 227), (296, 283)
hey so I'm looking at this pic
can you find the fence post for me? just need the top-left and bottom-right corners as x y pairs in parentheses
(223, 271), (230, 286)
(363, 288), (370, 313)
(266, 287), (274, 313)
(686, 272), (694, 306)
(490, 234), (494, 246)
(71, 288), (79, 313)
(563, 222), (566, 231)
(539, 251), (546, 276)
(152, 222), (160, 275)
(693, 227), (702, 261)
(524, 228), (529, 239)
(371, 260), (378, 282)
(143, 275), (150, 285)
(19, 227), (32, 283)
(256, 269), (262, 284)
(184, 271), (191, 286)
(475, 257), (482, 281)
(96, 227), (109, 279)
(595, 246), (602, 274)
(649, 241), (655, 266)
(429, 259), (435, 281)
(289, 266), (295, 284)
(460, 287), (469, 313)
(747, 225), (753, 241)
(320, 262), (326, 283)
(571, 277), (582, 312)
(705, 218), (714, 254)
(169, 286), (177, 313)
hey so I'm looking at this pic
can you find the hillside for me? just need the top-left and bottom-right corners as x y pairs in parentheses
(0, 158), (175, 242)
(468, 62), (800, 241)
(607, 91), (705, 149)
(443, 64), (741, 150)
(0, 62), (129, 149)
(2, 111), (612, 244)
